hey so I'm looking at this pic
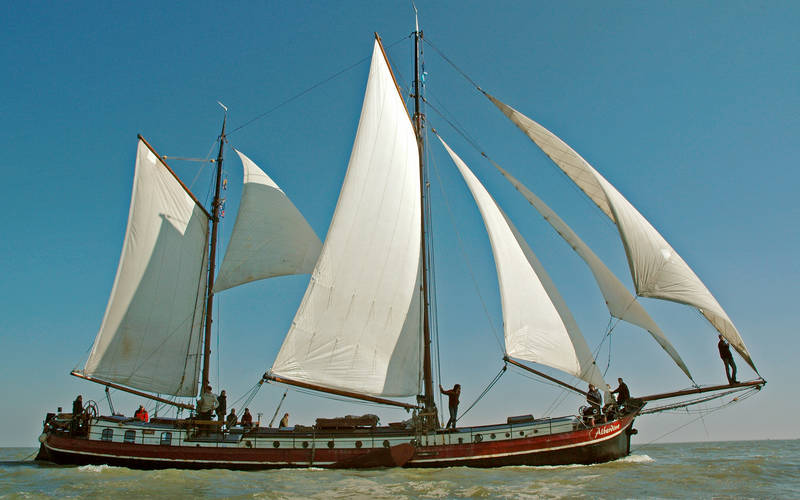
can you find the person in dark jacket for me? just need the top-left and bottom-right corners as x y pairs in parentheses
(718, 335), (738, 384)
(611, 378), (630, 406)
(216, 390), (227, 422)
(240, 408), (253, 429)
(226, 408), (238, 429)
(439, 384), (461, 429)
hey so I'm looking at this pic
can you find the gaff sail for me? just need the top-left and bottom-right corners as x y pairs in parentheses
(270, 40), (423, 397)
(84, 139), (209, 397)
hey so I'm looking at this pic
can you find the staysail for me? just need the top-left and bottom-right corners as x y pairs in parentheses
(439, 137), (607, 390)
(214, 150), (322, 292)
(488, 94), (755, 371)
(84, 139), (209, 397)
(491, 160), (692, 380)
(270, 40), (423, 397)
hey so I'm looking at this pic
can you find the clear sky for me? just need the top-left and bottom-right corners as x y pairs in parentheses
(1, 1), (798, 447)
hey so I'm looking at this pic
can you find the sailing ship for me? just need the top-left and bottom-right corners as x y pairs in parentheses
(36, 28), (765, 470)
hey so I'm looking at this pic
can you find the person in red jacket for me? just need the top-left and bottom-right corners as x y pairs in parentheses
(134, 405), (149, 422)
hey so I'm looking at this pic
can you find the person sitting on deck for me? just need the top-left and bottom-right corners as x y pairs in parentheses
(583, 384), (602, 425)
(439, 383), (461, 429)
(196, 385), (218, 420)
(240, 408), (253, 429)
(226, 408), (238, 429)
(134, 405), (149, 422)
(279, 412), (290, 428)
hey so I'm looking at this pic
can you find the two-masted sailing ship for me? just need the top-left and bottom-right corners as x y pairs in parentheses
(36, 28), (765, 469)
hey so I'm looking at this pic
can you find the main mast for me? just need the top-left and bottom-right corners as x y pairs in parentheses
(413, 22), (437, 428)
(201, 114), (227, 393)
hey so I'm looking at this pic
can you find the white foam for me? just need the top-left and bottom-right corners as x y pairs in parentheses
(77, 464), (114, 473)
(616, 454), (654, 464)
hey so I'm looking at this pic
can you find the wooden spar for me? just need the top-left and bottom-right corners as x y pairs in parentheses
(638, 378), (765, 402)
(136, 134), (212, 220)
(265, 374), (420, 410)
(201, 115), (227, 393)
(70, 371), (195, 410)
(504, 357), (589, 397)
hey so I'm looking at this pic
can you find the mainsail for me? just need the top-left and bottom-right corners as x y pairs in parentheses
(488, 94), (755, 371)
(214, 150), (322, 292)
(84, 139), (209, 397)
(270, 40), (423, 397)
(491, 160), (692, 380)
(439, 137), (607, 390)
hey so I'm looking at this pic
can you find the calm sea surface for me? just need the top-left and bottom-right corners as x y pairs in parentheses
(1, 440), (798, 499)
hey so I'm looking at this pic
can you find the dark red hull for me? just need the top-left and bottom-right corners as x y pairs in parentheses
(36, 414), (636, 470)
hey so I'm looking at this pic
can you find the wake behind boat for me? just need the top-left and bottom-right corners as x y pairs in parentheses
(36, 24), (764, 470)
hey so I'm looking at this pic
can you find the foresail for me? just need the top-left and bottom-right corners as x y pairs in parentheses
(84, 139), (209, 397)
(213, 150), (322, 292)
(487, 94), (755, 371)
(492, 161), (692, 380)
(439, 137), (606, 389)
(270, 40), (423, 397)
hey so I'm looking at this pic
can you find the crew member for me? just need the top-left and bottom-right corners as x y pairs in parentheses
(240, 408), (253, 429)
(612, 378), (630, 406)
(196, 385), (219, 420)
(439, 383), (461, 429)
(717, 335), (738, 384)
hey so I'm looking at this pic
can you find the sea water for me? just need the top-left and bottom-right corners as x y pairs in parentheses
(1, 440), (798, 499)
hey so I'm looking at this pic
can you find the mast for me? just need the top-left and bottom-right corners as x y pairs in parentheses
(201, 113), (227, 393)
(412, 20), (437, 428)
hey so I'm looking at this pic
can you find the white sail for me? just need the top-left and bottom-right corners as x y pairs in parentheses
(84, 140), (209, 397)
(440, 137), (607, 389)
(492, 160), (692, 380)
(488, 94), (755, 370)
(270, 40), (423, 397)
(214, 150), (322, 292)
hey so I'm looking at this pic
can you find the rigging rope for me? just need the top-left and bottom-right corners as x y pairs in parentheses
(228, 36), (411, 136)
(456, 364), (507, 422)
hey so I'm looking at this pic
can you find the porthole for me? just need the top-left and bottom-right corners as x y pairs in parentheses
(519, 431), (524, 437)
(458, 437), (463, 444)
(124, 430), (136, 443)
(302, 441), (309, 448)
(474, 434), (483, 443)
(490, 433), (496, 439)
(382, 440), (390, 448)
(101, 428), (113, 442)
(327, 441), (335, 449)
(355, 441), (363, 448)
(160, 432), (172, 446)
(505, 432), (510, 438)
(273, 441), (280, 448)
(534, 429), (538, 434)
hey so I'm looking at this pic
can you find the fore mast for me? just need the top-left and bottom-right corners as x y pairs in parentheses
(201, 112), (227, 393)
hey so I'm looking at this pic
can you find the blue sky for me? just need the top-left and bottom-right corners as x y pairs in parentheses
(1, 1), (798, 447)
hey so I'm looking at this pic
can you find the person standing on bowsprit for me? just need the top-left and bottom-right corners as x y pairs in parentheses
(718, 335), (738, 384)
